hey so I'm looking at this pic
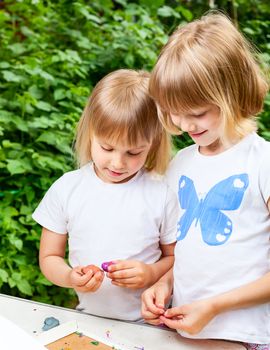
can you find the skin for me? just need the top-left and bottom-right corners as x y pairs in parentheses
(82, 265), (102, 274)
(39, 228), (105, 293)
(39, 135), (175, 293)
(91, 135), (152, 184)
(106, 242), (175, 289)
(171, 104), (229, 156)
(141, 104), (270, 334)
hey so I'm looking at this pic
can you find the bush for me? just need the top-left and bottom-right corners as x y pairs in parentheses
(0, 0), (175, 306)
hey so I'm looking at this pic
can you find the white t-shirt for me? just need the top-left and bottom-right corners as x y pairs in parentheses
(166, 133), (270, 343)
(33, 163), (178, 321)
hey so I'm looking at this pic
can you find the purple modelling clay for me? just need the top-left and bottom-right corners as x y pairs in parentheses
(101, 261), (115, 272)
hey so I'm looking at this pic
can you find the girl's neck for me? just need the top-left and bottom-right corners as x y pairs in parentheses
(199, 136), (244, 156)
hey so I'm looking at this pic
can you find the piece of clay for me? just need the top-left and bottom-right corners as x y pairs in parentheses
(82, 264), (102, 274)
(42, 317), (60, 331)
(101, 261), (115, 272)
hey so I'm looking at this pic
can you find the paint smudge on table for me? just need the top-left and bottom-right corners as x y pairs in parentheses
(42, 317), (60, 331)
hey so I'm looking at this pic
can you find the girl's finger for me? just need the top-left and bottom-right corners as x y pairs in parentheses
(144, 302), (164, 315)
(107, 268), (136, 280)
(111, 281), (137, 288)
(164, 306), (183, 318)
(141, 308), (159, 320)
(145, 318), (163, 326)
(110, 276), (137, 284)
(160, 316), (181, 330)
(83, 273), (104, 289)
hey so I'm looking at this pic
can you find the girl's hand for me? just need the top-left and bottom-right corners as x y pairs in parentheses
(141, 281), (172, 326)
(106, 260), (153, 289)
(69, 266), (104, 293)
(160, 298), (217, 335)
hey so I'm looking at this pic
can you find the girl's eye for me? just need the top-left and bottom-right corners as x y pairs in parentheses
(195, 112), (206, 118)
(101, 146), (113, 152)
(127, 152), (142, 156)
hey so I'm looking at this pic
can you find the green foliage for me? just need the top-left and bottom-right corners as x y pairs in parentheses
(0, 0), (172, 307)
(0, 0), (269, 308)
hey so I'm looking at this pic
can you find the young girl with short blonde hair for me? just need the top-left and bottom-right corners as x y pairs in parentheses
(33, 69), (178, 322)
(76, 69), (171, 173)
(141, 13), (270, 349)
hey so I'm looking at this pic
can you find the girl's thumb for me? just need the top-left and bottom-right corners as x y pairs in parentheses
(155, 295), (165, 311)
(164, 306), (181, 318)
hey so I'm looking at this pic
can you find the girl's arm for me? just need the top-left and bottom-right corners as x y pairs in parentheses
(106, 242), (175, 289)
(39, 227), (72, 287)
(204, 199), (270, 313)
(39, 227), (104, 292)
(161, 199), (270, 334)
(161, 271), (270, 335)
(151, 242), (175, 281)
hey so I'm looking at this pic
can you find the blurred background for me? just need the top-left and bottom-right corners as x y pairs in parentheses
(0, 0), (269, 308)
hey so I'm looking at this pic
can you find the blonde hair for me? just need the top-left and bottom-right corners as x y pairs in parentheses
(75, 69), (171, 174)
(149, 12), (269, 143)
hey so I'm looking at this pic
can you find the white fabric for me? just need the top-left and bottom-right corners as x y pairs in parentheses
(166, 133), (270, 343)
(0, 314), (46, 350)
(33, 163), (178, 321)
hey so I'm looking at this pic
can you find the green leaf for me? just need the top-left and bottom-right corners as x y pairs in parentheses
(157, 6), (180, 18)
(54, 89), (66, 101)
(36, 101), (54, 111)
(6, 159), (31, 175)
(28, 85), (43, 99)
(177, 6), (193, 21)
(0, 62), (10, 69)
(124, 52), (135, 67)
(12, 256), (28, 266)
(8, 277), (16, 289)
(2, 140), (22, 149)
(2, 71), (22, 82)
(8, 43), (27, 55)
(243, 27), (256, 35)
(21, 26), (35, 37)
(1, 206), (19, 218)
(8, 235), (23, 251)
(35, 275), (53, 286)
(0, 269), (8, 283)
(139, 0), (164, 10)
(17, 279), (33, 296)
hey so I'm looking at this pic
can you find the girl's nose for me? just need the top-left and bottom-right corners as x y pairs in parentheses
(179, 117), (196, 133)
(112, 153), (125, 170)
(171, 114), (196, 132)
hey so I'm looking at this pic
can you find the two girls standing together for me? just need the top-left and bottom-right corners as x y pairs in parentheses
(33, 12), (270, 350)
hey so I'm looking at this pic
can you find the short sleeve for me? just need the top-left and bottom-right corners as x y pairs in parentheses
(32, 177), (67, 234)
(159, 186), (179, 244)
(259, 144), (270, 204)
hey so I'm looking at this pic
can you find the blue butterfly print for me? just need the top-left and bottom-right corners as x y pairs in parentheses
(177, 174), (249, 246)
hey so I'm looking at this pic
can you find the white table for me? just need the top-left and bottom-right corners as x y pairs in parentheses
(0, 293), (245, 349)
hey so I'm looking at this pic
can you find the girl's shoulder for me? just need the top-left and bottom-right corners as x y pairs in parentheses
(141, 170), (168, 190)
(254, 133), (270, 149)
(174, 143), (197, 158)
(142, 171), (178, 206)
(141, 170), (177, 199)
(249, 133), (270, 162)
(168, 144), (197, 170)
(52, 163), (92, 190)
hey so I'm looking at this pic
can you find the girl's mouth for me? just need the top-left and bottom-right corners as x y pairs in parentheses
(107, 169), (125, 177)
(189, 130), (207, 138)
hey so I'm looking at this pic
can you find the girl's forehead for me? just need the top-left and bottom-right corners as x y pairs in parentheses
(167, 103), (211, 116)
(94, 134), (151, 148)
